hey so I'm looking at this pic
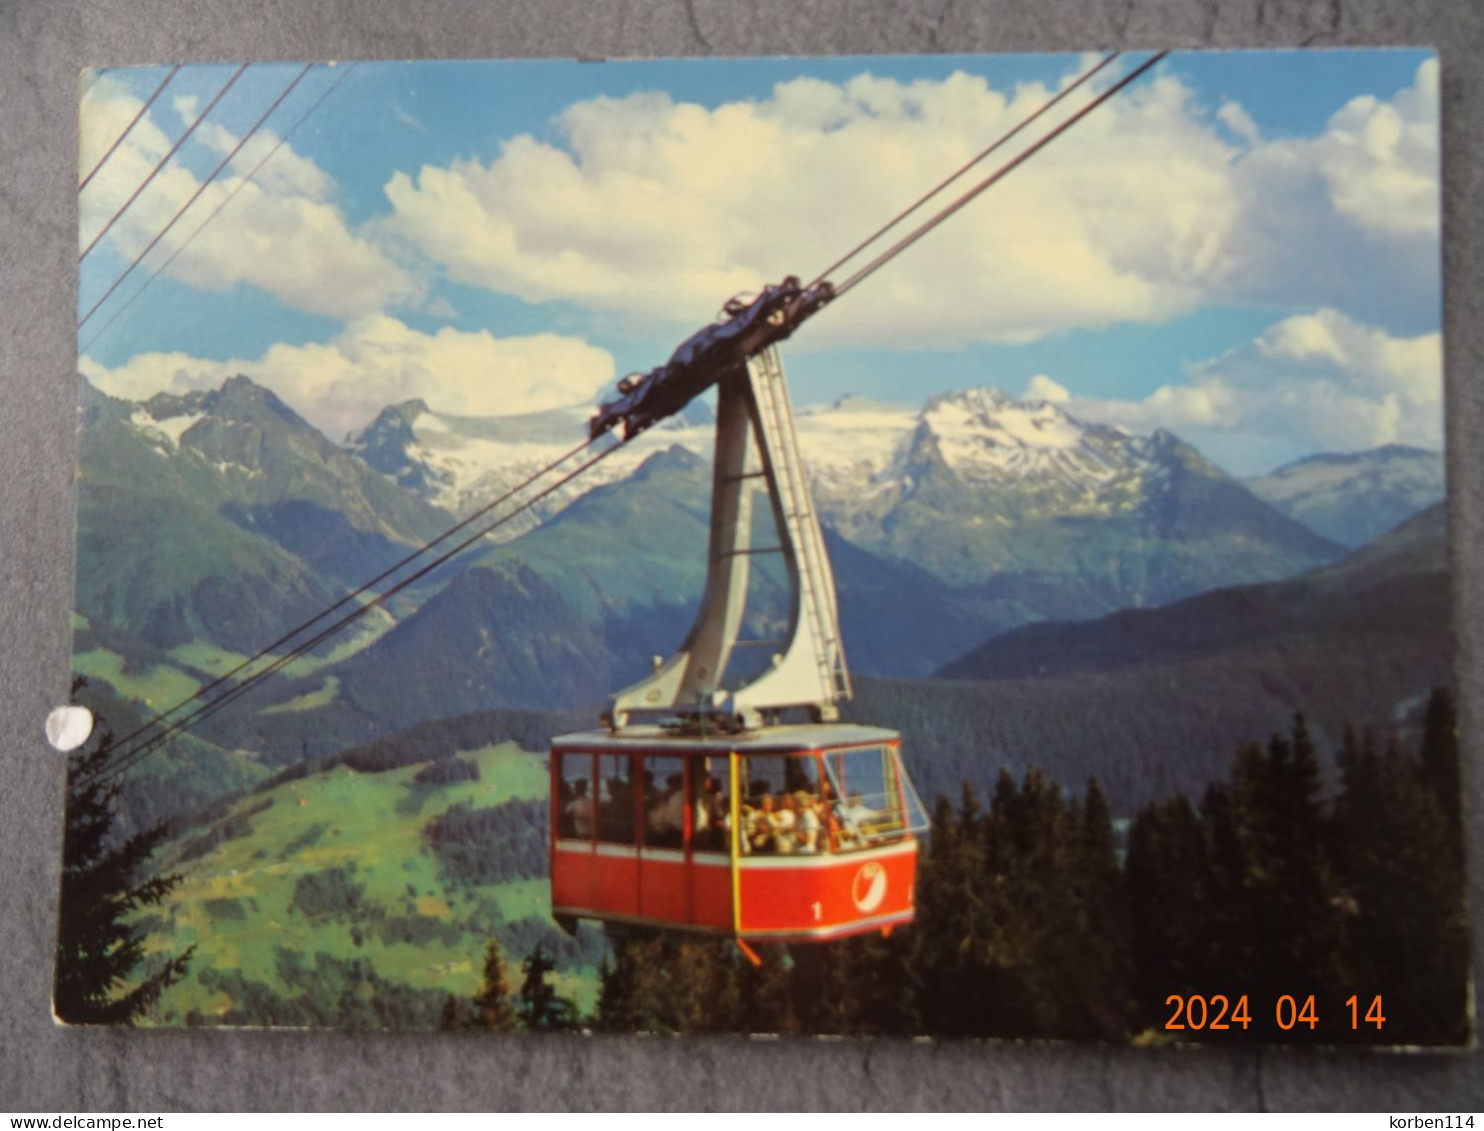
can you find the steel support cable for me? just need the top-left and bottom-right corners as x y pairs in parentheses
(805, 52), (1120, 292)
(80, 62), (359, 355)
(78, 63), (248, 264)
(833, 51), (1169, 299)
(79, 65), (314, 331)
(78, 65), (182, 192)
(85, 437), (625, 786)
(92, 432), (601, 770)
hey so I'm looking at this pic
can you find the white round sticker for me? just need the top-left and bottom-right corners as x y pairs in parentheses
(45, 706), (94, 752)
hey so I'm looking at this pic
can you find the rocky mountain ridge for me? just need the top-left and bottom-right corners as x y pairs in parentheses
(1244, 444), (1444, 548)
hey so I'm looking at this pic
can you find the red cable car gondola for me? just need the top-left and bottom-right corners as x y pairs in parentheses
(550, 724), (925, 945)
(549, 299), (927, 951)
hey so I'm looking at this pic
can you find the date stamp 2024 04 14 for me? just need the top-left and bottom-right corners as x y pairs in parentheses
(1164, 993), (1387, 1035)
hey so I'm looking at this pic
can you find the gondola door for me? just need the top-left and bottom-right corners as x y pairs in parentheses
(593, 752), (639, 920)
(637, 751), (688, 925)
(552, 749), (640, 923)
(686, 751), (734, 932)
(551, 751), (595, 914)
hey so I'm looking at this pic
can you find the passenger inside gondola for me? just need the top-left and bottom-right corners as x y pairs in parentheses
(694, 774), (726, 852)
(647, 772), (686, 848)
(738, 753), (826, 855)
(556, 775), (573, 838)
(639, 757), (683, 849)
(775, 792), (800, 854)
(796, 790), (822, 853)
(843, 793), (875, 826)
(598, 755), (634, 842)
(565, 779), (594, 839)
(743, 790), (777, 854)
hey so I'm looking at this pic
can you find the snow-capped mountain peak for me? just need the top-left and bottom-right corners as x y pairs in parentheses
(346, 397), (716, 539)
(924, 388), (1090, 454)
(900, 386), (1155, 498)
(1245, 445), (1445, 547)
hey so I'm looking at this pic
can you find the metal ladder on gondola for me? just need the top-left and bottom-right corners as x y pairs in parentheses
(605, 345), (851, 729)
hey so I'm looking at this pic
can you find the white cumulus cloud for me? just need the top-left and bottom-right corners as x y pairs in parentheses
(1022, 374), (1071, 403)
(1316, 57), (1440, 241)
(1216, 100), (1261, 146)
(380, 58), (1439, 348)
(380, 65), (1238, 348)
(79, 74), (416, 320)
(1060, 308), (1442, 467)
(79, 315), (616, 440)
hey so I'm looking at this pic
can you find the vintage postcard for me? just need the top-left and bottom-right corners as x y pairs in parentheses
(60, 50), (1463, 1045)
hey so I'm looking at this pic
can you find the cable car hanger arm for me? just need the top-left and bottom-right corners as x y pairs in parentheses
(588, 275), (834, 442)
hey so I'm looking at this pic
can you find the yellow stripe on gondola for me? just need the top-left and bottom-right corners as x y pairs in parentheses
(729, 750), (742, 935)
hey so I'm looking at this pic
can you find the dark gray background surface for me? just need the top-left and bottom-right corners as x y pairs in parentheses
(3, 0), (1482, 1111)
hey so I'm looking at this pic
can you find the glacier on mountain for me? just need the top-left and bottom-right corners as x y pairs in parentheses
(352, 384), (1184, 536)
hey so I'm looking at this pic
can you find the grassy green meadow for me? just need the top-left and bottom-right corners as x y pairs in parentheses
(134, 741), (601, 1027)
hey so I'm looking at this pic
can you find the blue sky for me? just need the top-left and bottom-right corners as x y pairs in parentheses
(78, 50), (1442, 475)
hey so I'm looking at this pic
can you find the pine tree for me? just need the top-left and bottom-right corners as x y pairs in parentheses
(1063, 777), (1130, 1040)
(1419, 687), (1462, 865)
(1228, 717), (1344, 1032)
(1333, 731), (1468, 1044)
(798, 932), (911, 1035)
(596, 937), (666, 1032)
(1125, 793), (1208, 1033)
(908, 786), (999, 1035)
(738, 942), (798, 1035)
(993, 767), (1091, 1038)
(1330, 723), (1381, 967)
(1199, 780), (1253, 993)
(54, 728), (194, 1025)
(904, 793), (957, 1031)
(439, 992), (464, 1031)
(1281, 716), (1344, 1004)
(471, 938), (517, 1031)
(674, 939), (741, 1033)
(594, 935), (741, 1034)
(791, 941), (856, 1034)
(516, 944), (577, 1031)
(594, 951), (634, 1032)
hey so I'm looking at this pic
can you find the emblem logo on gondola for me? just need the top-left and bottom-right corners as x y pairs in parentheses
(851, 861), (887, 913)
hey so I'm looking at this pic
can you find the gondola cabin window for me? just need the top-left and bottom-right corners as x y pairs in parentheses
(554, 750), (731, 852)
(823, 745), (928, 851)
(553, 743), (925, 855)
(739, 753), (824, 855)
(597, 754), (635, 844)
(693, 763), (728, 854)
(642, 754), (686, 850)
(559, 754), (594, 841)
